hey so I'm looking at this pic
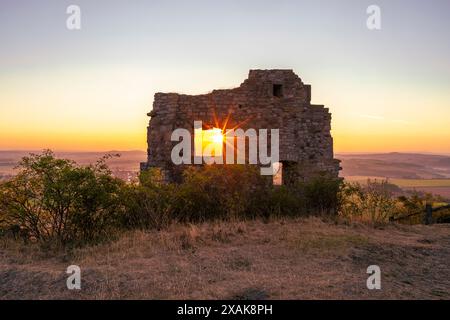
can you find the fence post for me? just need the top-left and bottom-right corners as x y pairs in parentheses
(424, 204), (433, 225)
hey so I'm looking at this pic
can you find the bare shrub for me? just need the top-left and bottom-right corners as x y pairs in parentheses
(339, 179), (399, 223)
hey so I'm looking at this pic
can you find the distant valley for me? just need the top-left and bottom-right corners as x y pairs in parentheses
(337, 152), (450, 199)
(337, 152), (450, 179)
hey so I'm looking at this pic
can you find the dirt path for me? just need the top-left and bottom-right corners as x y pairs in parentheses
(1, 218), (449, 299)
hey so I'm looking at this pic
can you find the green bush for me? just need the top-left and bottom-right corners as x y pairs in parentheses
(124, 166), (342, 229)
(175, 165), (270, 221)
(266, 175), (342, 217)
(120, 181), (175, 230)
(303, 175), (342, 214)
(264, 184), (304, 217)
(0, 150), (125, 246)
(0, 151), (345, 245)
(124, 165), (273, 228)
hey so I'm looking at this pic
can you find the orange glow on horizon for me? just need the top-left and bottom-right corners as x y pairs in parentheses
(1, 67), (450, 154)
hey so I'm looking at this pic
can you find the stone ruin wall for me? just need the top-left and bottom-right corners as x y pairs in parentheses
(142, 69), (340, 184)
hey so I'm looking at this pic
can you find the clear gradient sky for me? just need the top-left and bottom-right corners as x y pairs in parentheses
(1, 0), (450, 153)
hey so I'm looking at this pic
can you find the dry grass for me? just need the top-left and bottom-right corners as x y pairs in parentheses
(1, 217), (450, 300)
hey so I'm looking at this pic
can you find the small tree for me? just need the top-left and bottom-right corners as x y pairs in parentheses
(0, 150), (125, 245)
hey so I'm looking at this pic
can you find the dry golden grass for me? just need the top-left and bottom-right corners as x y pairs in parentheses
(1, 217), (450, 299)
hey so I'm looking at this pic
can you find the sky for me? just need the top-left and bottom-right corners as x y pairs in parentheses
(1, 0), (450, 153)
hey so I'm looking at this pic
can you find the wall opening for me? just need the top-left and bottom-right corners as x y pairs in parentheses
(273, 84), (283, 98)
(281, 161), (300, 186)
(273, 162), (282, 185)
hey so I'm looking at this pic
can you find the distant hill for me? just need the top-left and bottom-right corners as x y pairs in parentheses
(337, 153), (450, 179)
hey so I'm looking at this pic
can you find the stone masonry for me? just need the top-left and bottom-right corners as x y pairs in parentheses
(141, 69), (340, 184)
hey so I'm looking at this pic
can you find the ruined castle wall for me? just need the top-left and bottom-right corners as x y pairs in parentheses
(143, 70), (340, 183)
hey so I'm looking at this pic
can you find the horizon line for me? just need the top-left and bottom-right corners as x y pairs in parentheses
(1, 149), (450, 157)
